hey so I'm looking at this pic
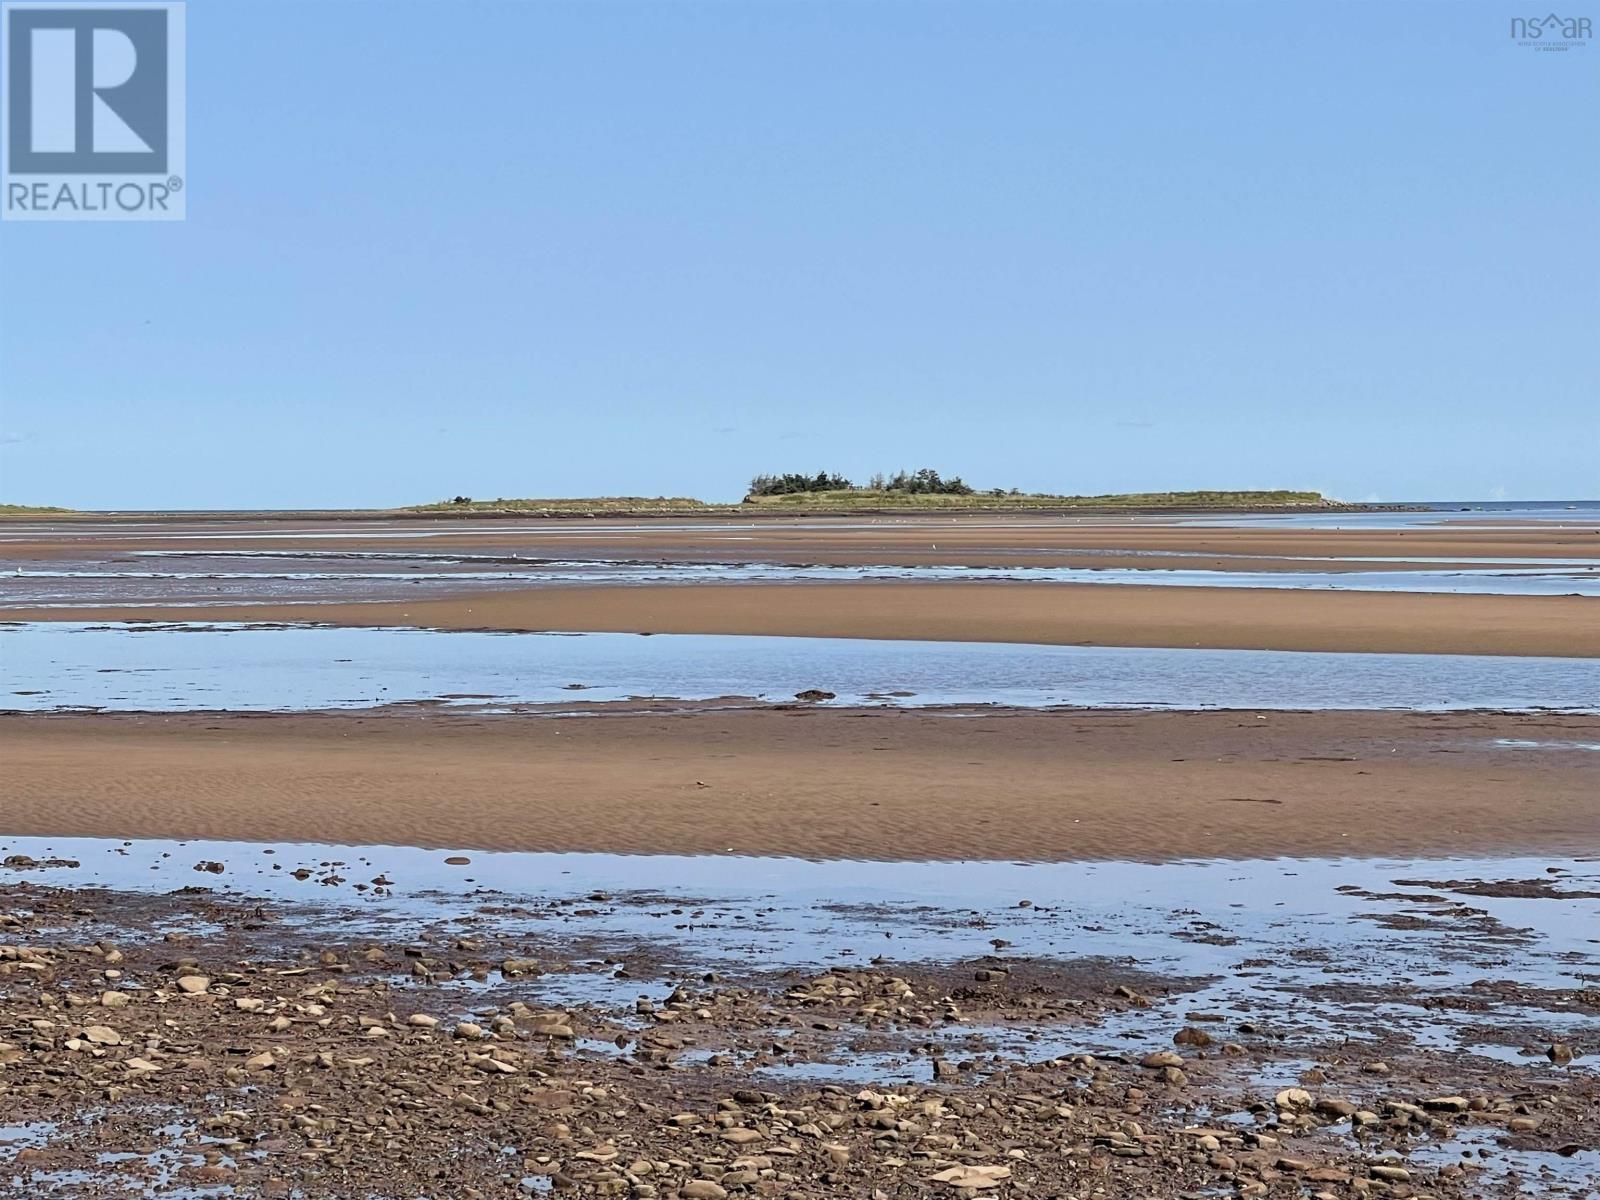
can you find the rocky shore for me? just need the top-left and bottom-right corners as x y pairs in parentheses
(2, 881), (1594, 1198)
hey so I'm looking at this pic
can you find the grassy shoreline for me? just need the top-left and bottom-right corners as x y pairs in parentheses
(0, 504), (73, 516)
(741, 487), (1328, 511)
(404, 488), (1367, 516)
(0, 491), (1417, 521)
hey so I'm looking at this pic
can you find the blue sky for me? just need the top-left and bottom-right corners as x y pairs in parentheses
(1, 0), (1596, 508)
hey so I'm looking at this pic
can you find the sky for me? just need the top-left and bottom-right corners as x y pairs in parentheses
(1, 0), (1596, 509)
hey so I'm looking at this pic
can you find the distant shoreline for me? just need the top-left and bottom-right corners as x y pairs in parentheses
(0, 498), (1425, 522)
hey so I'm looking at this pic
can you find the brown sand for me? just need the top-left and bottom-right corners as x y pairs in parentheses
(10, 581), (1597, 657)
(4, 512), (1598, 567)
(1, 709), (1594, 861)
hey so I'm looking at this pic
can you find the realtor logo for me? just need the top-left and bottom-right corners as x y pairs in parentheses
(1509, 12), (1591, 50)
(2, 1), (185, 220)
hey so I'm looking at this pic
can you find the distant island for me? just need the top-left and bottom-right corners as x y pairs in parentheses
(742, 470), (1326, 510)
(744, 487), (1329, 510)
(409, 473), (1337, 516)
(0, 481), (1357, 520)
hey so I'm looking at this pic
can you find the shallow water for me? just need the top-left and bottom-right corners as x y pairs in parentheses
(3, 836), (1596, 1075)
(4, 621), (1598, 713)
(1493, 738), (1600, 752)
(5, 553), (1599, 606)
(1174, 500), (1600, 530)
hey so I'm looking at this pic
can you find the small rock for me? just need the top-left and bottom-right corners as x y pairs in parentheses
(1275, 1088), (1313, 1111)
(1140, 1051), (1184, 1069)
(927, 1164), (1011, 1190)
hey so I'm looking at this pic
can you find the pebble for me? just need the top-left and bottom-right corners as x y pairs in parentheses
(1140, 1051), (1184, 1069)
(679, 1182), (727, 1199)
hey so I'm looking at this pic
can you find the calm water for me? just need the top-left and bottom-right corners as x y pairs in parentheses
(4, 555), (1599, 606)
(1180, 500), (1600, 529)
(2, 835), (1595, 1071)
(3, 622), (1597, 713)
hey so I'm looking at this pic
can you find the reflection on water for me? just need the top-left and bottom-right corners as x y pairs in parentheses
(2, 836), (1596, 1073)
(3, 622), (1598, 713)
(1175, 500), (1600, 530)
(1494, 738), (1600, 752)
(4, 553), (1599, 606)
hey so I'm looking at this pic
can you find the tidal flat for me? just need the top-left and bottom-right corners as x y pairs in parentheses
(0, 510), (1596, 1197)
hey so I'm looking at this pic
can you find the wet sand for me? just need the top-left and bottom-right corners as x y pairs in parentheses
(4, 511), (1599, 1199)
(10, 580), (1597, 657)
(5, 512), (1599, 569)
(8, 512), (1597, 656)
(2, 708), (1595, 860)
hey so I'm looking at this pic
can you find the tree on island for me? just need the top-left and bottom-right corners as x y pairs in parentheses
(747, 471), (853, 496)
(746, 468), (975, 497)
(882, 468), (973, 495)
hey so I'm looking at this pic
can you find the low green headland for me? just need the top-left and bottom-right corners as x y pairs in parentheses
(743, 487), (1328, 511)
(409, 474), (1336, 516)
(0, 503), (74, 516)
(408, 496), (714, 514)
